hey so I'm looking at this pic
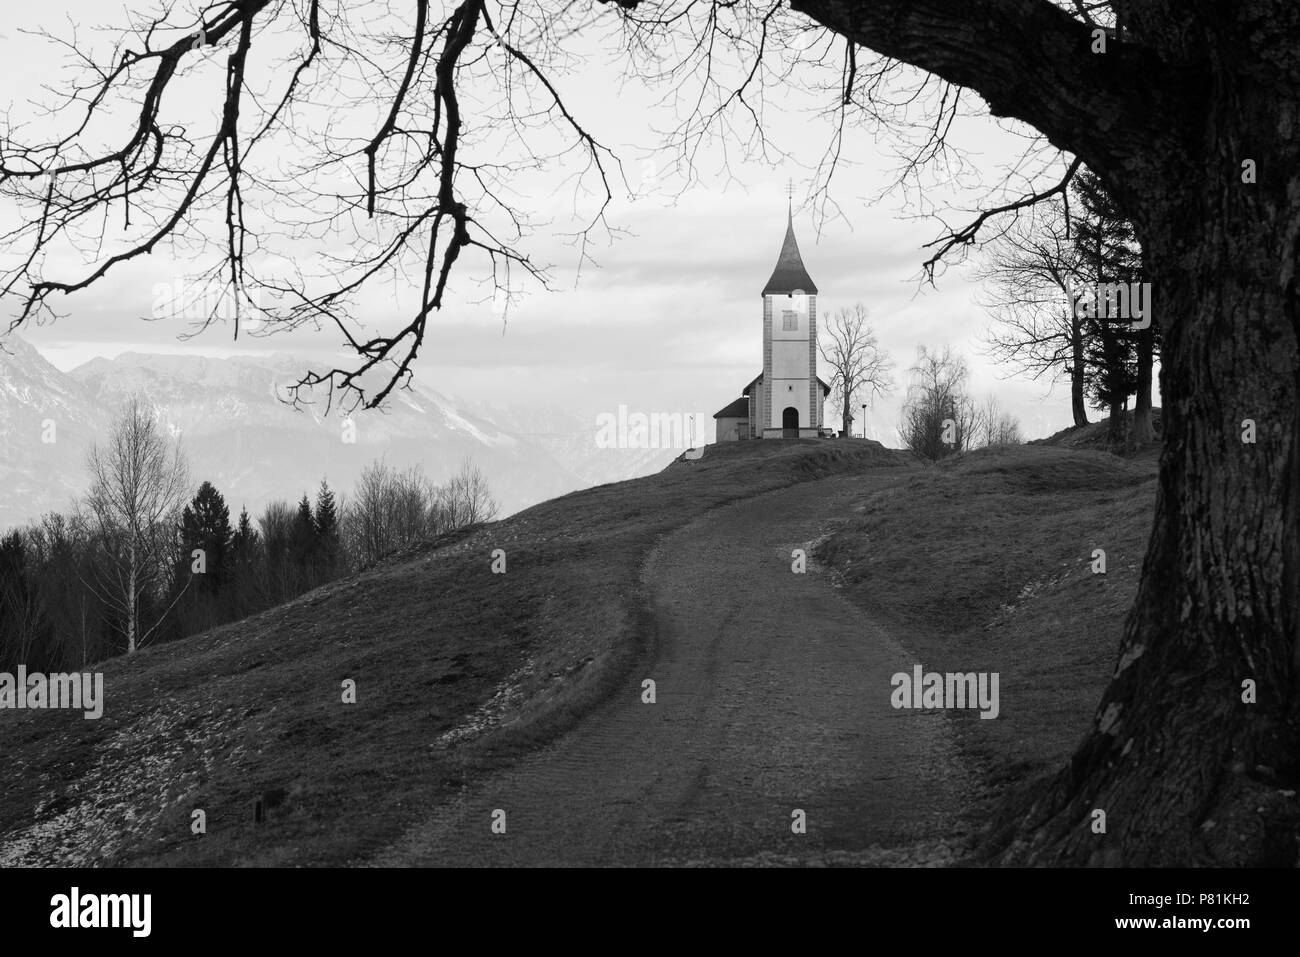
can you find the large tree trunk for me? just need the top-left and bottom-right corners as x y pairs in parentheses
(1003, 131), (1300, 868)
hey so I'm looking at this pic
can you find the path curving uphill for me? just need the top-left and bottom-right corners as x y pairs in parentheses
(374, 470), (971, 866)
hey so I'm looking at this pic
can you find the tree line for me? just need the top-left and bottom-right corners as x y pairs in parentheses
(0, 399), (498, 671)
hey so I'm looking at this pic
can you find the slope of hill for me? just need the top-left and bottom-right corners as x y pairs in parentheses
(815, 444), (1160, 855)
(0, 439), (898, 866)
(1033, 408), (1163, 453)
(0, 437), (1174, 866)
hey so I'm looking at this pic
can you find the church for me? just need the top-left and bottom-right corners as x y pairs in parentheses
(713, 209), (831, 440)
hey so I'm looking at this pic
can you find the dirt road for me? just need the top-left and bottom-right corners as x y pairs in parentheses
(374, 470), (971, 866)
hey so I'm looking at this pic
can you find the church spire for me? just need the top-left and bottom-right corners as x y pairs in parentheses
(762, 201), (817, 296)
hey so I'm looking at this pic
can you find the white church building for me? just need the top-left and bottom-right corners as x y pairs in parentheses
(714, 210), (830, 440)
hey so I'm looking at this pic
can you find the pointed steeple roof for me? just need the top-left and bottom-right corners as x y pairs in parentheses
(761, 209), (817, 296)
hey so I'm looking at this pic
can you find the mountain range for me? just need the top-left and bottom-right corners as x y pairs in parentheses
(0, 335), (678, 532)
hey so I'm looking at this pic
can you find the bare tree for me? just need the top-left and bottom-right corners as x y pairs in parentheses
(978, 394), (1023, 447)
(899, 345), (980, 460)
(439, 458), (500, 528)
(818, 303), (894, 438)
(978, 203), (1090, 428)
(978, 394), (1001, 448)
(0, 0), (618, 413)
(982, 175), (1155, 447)
(391, 466), (439, 550)
(343, 460), (437, 566)
(257, 499), (296, 605)
(82, 399), (191, 654)
(344, 461), (401, 568)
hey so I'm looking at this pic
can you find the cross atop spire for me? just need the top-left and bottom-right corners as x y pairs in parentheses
(786, 177), (794, 217)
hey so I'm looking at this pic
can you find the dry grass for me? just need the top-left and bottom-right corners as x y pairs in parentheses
(0, 438), (899, 866)
(815, 443), (1159, 858)
(2, 436), (1154, 866)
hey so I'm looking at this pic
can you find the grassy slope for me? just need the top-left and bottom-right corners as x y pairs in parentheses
(0, 439), (900, 867)
(815, 443), (1159, 857)
(1033, 408), (1162, 451)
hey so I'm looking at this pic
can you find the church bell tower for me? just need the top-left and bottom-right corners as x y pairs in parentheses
(758, 208), (820, 438)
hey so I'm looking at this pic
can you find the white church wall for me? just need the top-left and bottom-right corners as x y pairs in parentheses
(772, 339), (809, 378)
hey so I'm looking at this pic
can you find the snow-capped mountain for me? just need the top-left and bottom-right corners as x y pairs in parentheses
(0, 336), (109, 530)
(0, 337), (672, 532)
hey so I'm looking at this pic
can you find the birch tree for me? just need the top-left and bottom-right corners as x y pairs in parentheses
(83, 399), (191, 654)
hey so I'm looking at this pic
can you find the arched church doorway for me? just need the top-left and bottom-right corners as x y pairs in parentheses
(782, 406), (799, 438)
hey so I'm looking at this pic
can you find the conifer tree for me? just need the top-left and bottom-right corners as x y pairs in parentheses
(289, 494), (316, 593)
(313, 479), (341, 582)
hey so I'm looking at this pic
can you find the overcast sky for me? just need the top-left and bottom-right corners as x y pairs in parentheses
(0, 1), (1115, 444)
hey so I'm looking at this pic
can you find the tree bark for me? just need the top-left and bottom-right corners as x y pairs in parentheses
(1001, 127), (1300, 868)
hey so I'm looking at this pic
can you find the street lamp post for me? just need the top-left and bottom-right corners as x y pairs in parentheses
(861, 404), (867, 439)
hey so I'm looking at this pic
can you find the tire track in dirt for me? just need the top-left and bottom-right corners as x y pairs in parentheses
(373, 469), (973, 866)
